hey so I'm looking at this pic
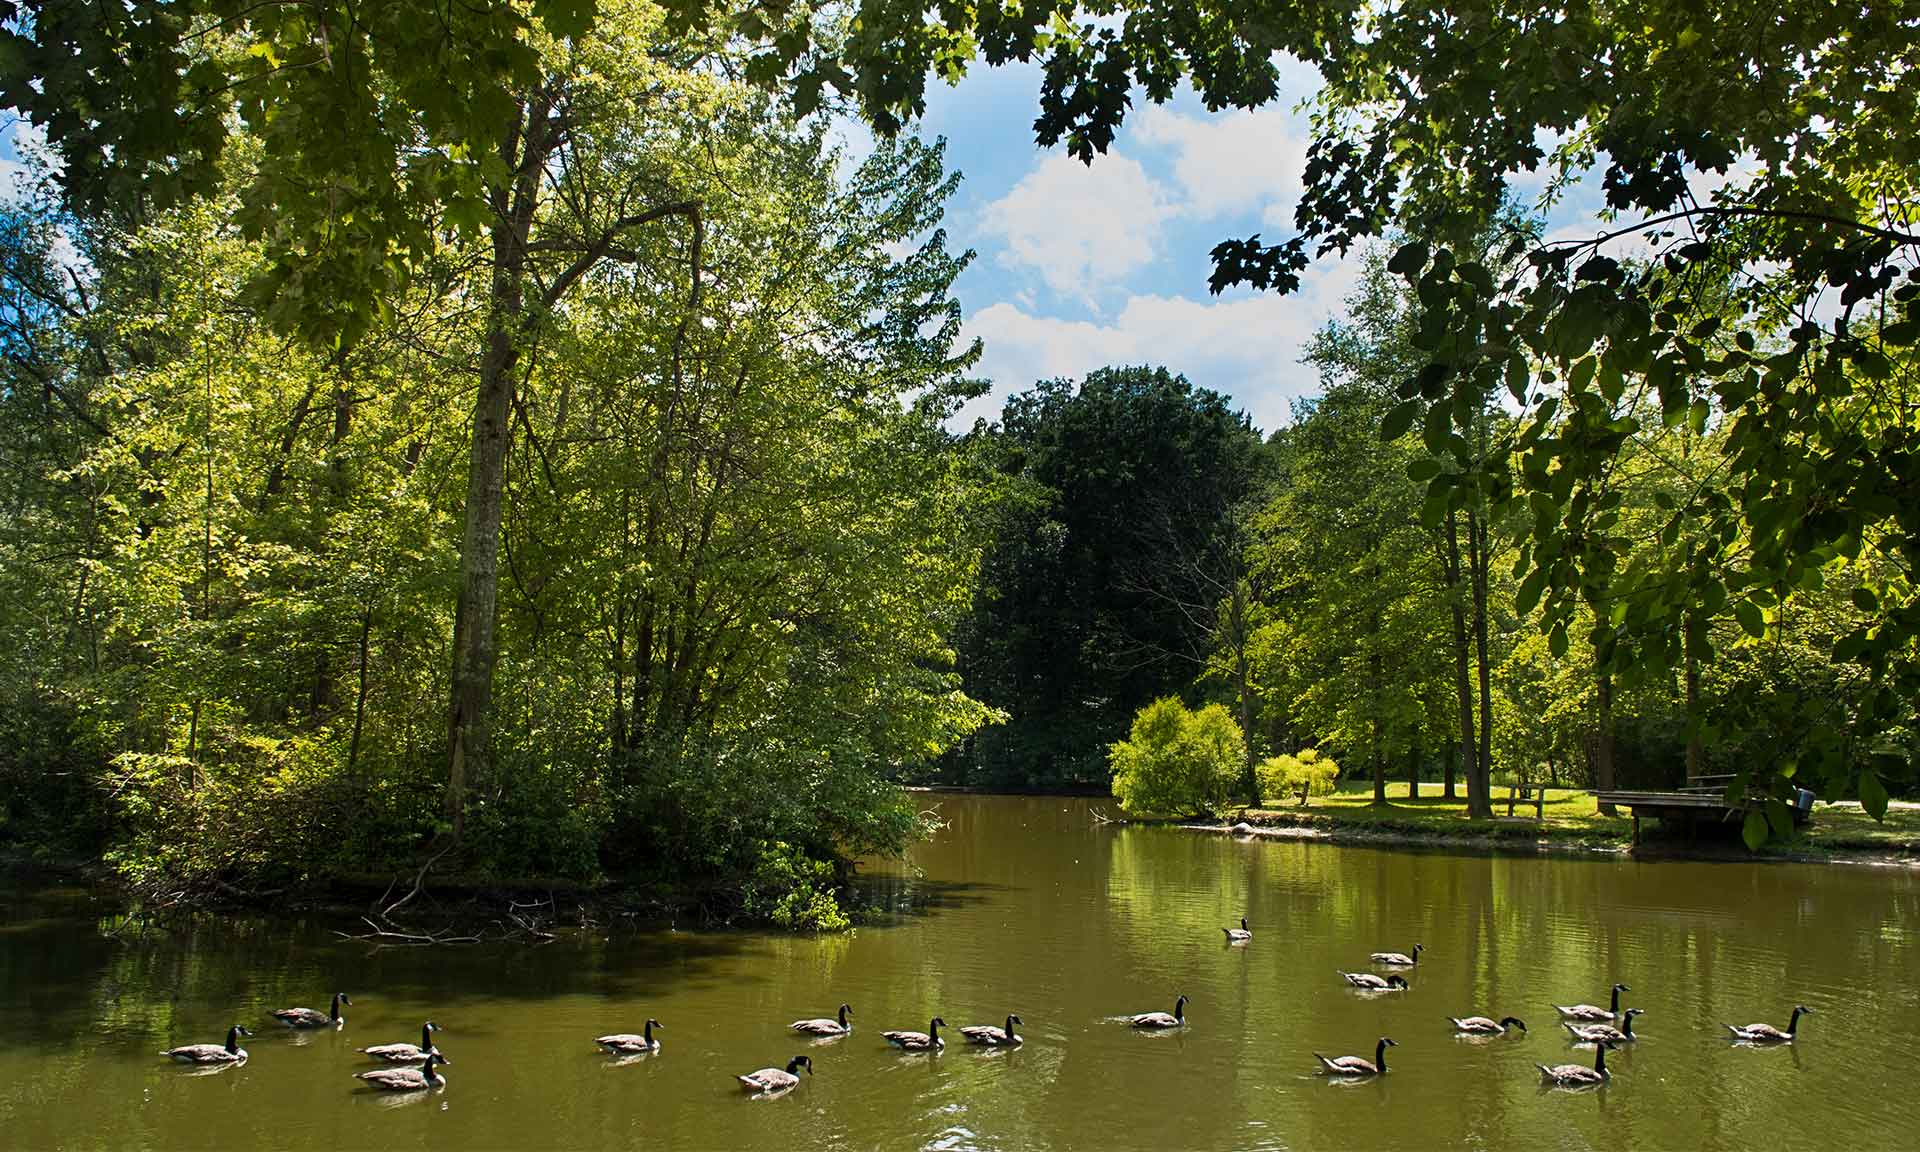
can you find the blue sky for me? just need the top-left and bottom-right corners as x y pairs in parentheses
(900, 60), (1620, 436)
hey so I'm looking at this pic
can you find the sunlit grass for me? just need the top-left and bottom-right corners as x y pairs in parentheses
(1231, 781), (1920, 857)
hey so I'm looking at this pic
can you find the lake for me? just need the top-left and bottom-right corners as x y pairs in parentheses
(2, 794), (1916, 1149)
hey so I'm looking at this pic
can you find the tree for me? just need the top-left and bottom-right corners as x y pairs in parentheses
(1109, 697), (1245, 817)
(953, 366), (1267, 789)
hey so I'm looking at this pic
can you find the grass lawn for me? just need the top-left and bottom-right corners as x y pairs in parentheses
(1230, 781), (1920, 858)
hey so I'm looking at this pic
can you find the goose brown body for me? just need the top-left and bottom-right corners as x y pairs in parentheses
(1450, 1016), (1527, 1035)
(595, 1019), (662, 1054)
(1129, 995), (1188, 1029)
(738, 1055), (811, 1092)
(1726, 1005), (1813, 1043)
(273, 992), (350, 1029)
(1340, 972), (1409, 991)
(959, 1015), (1023, 1046)
(161, 1025), (251, 1064)
(790, 1004), (853, 1036)
(1566, 1008), (1643, 1044)
(882, 1017), (946, 1051)
(1537, 1040), (1614, 1086)
(359, 1021), (441, 1063)
(356, 1051), (449, 1092)
(1315, 1037), (1395, 1076)
(1553, 983), (1629, 1023)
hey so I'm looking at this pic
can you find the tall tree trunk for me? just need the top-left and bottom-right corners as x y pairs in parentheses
(446, 102), (546, 838)
(1443, 738), (1458, 800)
(1231, 577), (1258, 804)
(1684, 613), (1703, 782)
(1595, 669), (1618, 815)
(1408, 727), (1421, 800)
(1447, 509), (1474, 806)
(1467, 505), (1495, 819)
(1371, 649), (1386, 805)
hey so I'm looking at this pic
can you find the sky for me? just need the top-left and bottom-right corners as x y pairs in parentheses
(899, 59), (1622, 436)
(3, 52), (1624, 439)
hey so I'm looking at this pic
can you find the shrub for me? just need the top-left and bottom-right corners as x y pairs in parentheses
(1109, 697), (1246, 817)
(741, 840), (850, 932)
(1258, 749), (1341, 807)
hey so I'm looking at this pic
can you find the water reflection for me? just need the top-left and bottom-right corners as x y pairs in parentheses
(1, 796), (1917, 1150)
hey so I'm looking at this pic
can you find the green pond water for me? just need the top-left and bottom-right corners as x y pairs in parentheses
(2, 794), (1916, 1150)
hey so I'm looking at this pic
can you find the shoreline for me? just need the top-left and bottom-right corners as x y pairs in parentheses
(1165, 807), (1920, 869)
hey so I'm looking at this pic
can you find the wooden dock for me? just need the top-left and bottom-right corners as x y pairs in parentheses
(1594, 774), (1813, 843)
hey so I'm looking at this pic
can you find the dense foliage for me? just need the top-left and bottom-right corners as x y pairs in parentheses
(0, 34), (997, 912)
(1108, 697), (1246, 818)
(942, 367), (1267, 789)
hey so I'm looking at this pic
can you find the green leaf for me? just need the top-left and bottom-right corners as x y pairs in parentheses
(1741, 809), (1768, 850)
(1387, 241), (1429, 278)
(1380, 399), (1420, 441)
(1735, 600), (1765, 638)
(1547, 621), (1568, 658)
(1859, 770), (1889, 820)
(1852, 586), (1879, 612)
(1406, 457), (1443, 482)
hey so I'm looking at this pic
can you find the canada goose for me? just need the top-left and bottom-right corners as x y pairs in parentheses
(738, 1055), (811, 1092)
(1339, 972), (1409, 991)
(1129, 995), (1188, 1029)
(1315, 1037), (1396, 1076)
(359, 1021), (441, 1063)
(1223, 917), (1252, 943)
(1553, 983), (1629, 1023)
(161, 1025), (252, 1064)
(1537, 1039), (1615, 1086)
(355, 1051), (450, 1092)
(960, 1015), (1023, 1046)
(790, 1004), (852, 1036)
(1566, 1008), (1644, 1044)
(1371, 943), (1424, 966)
(882, 1017), (946, 1051)
(272, 992), (350, 1029)
(1450, 1016), (1527, 1036)
(595, 1019), (662, 1054)
(1726, 1005), (1813, 1043)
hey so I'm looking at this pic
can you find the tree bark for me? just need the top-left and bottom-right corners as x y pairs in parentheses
(1371, 649), (1386, 805)
(1684, 612), (1703, 782)
(1443, 738), (1458, 800)
(1467, 505), (1495, 819)
(1231, 576), (1258, 804)
(446, 100), (548, 838)
(1595, 670), (1618, 815)
(1408, 728), (1421, 800)
(1446, 509), (1474, 807)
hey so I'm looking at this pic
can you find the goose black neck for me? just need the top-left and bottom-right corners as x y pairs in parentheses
(928, 1019), (941, 1040)
(838, 1004), (850, 1028)
(1787, 1007), (1803, 1035)
(1374, 1039), (1389, 1073)
(330, 993), (344, 1022)
(1621, 1014), (1635, 1037)
(225, 1026), (243, 1053)
(420, 1023), (435, 1051)
(643, 1019), (655, 1043)
(1174, 998), (1185, 1022)
(1005, 1015), (1018, 1041)
(1609, 986), (1621, 1014)
(1594, 1045), (1609, 1076)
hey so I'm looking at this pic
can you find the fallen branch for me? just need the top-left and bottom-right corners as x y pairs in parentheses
(379, 841), (454, 923)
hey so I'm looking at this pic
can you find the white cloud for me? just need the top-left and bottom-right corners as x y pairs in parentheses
(959, 252), (1363, 434)
(978, 151), (1176, 303)
(1133, 104), (1305, 229)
